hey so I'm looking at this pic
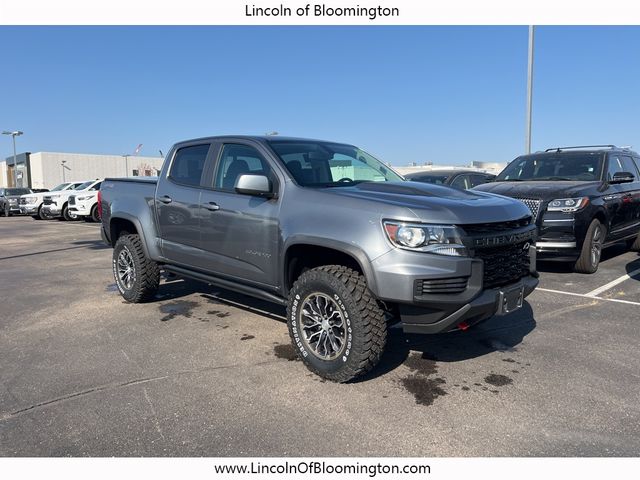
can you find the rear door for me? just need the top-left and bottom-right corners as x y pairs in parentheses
(198, 141), (282, 287)
(156, 142), (212, 267)
(605, 154), (640, 237)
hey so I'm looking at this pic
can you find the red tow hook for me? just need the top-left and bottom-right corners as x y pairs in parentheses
(457, 322), (470, 331)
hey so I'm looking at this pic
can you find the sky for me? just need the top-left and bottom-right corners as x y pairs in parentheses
(0, 26), (639, 166)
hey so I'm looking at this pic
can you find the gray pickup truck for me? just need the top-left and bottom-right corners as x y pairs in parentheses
(100, 136), (538, 382)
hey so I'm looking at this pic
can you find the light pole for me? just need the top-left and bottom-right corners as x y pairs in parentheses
(122, 155), (129, 177)
(2, 130), (23, 187)
(525, 26), (535, 154)
(61, 160), (67, 182)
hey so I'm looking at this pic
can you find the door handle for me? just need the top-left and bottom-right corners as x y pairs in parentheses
(205, 201), (220, 211)
(158, 195), (172, 204)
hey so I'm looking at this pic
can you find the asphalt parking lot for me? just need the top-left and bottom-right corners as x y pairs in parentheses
(1, 216), (639, 456)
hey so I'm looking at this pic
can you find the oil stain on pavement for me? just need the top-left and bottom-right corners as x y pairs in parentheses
(273, 343), (300, 361)
(400, 352), (448, 406)
(159, 300), (199, 322)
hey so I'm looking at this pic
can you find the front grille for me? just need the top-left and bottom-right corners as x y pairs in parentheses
(69, 196), (76, 205)
(513, 198), (543, 220)
(415, 277), (469, 295)
(475, 242), (531, 289)
(19, 198), (27, 205)
(461, 216), (531, 235)
(43, 196), (53, 205)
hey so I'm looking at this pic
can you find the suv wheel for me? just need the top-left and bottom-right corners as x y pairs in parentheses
(286, 265), (387, 383)
(37, 205), (48, 220)
(575, 219), (606, 274)
(112, 234), (160, 303)
(90, 204), (101, 223)
(61, 203), (75, 221)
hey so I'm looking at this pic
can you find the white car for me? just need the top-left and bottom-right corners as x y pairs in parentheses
(19, 182), (86, 220)
(41, 179), (102, 221)
(68, 186), (102, 222)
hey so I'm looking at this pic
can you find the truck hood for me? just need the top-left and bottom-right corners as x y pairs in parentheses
(473, 180), (601, 201)
(326, 181), (532, 224)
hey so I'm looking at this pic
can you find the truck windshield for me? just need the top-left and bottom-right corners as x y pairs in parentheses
(497, 152), (604, 182)
(5, 188), (30, 195)
(268, 140), (404, 187)
(50, 183), (70, 192)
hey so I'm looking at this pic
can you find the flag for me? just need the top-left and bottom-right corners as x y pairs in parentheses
(134, 143), (143, 155)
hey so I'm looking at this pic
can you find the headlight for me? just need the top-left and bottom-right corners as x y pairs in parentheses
(50, 195), (60, 200)
(383, 221), (468, 256)
(76, 195), (95, 201)
(24, 196), (37, 204)
(547, 197), (589, 212)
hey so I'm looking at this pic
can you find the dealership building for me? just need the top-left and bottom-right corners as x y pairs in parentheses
(0, 152), (165, 189)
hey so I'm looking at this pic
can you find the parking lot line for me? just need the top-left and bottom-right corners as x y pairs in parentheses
(536, 287), (640, 306)
(584, 267), (640, 297)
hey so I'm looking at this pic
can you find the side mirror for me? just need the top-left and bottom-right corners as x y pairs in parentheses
(235, 174), (275, 198)
(611, 171), (635, 184)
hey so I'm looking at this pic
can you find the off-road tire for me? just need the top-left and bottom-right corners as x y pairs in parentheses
(626, 234), (640, 252)
(112, 234), (160, 303)
(90, 204), (101, 223)
(286, 265), (387, 383)
(575, 219), (606, 274)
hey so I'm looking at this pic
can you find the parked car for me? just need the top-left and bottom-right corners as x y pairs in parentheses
(19, 182), (86, 219)
(473, 145), (640, 273)
(68, 182), (103, 222)
(41, 179), (101, 221)
(406, 169), (495, 189)
(0, 187), (33, 216)
(100, 135), (538, 382)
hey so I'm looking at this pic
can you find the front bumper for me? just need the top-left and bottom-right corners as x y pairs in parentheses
(69, 200), (92, 216)
(19, 204), (39, 214)
(399, 276), (538, 333)
(41, 204), (62, 217)
(370, 245), (538, 334)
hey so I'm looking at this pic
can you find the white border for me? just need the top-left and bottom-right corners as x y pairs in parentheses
(1, 0), (640, 25)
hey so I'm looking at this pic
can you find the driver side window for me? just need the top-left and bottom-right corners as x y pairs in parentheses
(214, 144), (273, 191)
(607, 155), (638, 181)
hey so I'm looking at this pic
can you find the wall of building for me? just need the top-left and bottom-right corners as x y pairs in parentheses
(0, 161), (8, 188)
(28, 152), (165, 189)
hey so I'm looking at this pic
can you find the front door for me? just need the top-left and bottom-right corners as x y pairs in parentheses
(198, 142), (281, 287)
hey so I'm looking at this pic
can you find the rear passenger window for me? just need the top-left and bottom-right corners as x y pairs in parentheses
(169, 144), (210, 186)
(214, 144), (272, 191)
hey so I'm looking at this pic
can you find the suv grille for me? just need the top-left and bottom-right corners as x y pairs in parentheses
(415, 277), (469, 295)
(43, 196), (53, 205)
(513, 198), (543, 220)
(475, 242), (531, 289)
(19, 198), (27, 205)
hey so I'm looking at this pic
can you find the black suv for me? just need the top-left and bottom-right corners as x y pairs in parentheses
(473, 145), (640, 273)
(406, 169), (495, 189)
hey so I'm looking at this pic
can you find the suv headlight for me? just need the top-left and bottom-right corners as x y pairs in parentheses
(50, 195), (60, 200)
(383, 221), (468, 256)
(24, 196), (37, 204)
(76, 195), (93, 201)
(547, 197), (589, 212)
